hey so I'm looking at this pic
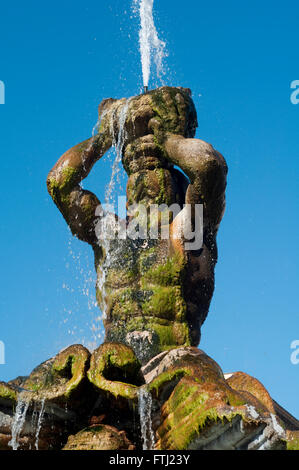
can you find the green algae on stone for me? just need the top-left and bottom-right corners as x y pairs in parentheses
(148, 320), (190, 350)
(141, 252), (186, 287)
(0, 382), (17, 403)
(155, 376), (251, 450)
(24, 344), (90, 403)
(51, 345), (90, 399)
(286, 431), (299, 450)
(149, 87), (197, 143)
(107, 316), (191, 355)
(287, 438), (299, 450)
(226, 371), (276, 414)
(149, 366), (191, 390)
(101, 241), (191, 362)
(87, 343), (142, 401)
(47, 166), (80, 202)
(139, 253), (187, 318)
(141, 285), (186, 323)
(148, 349), (272, 450)
(46, 85), (227, 365)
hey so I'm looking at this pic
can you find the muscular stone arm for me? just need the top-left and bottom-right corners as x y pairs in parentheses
(164, 134), (228, 231)
(47, 132), (112, 245)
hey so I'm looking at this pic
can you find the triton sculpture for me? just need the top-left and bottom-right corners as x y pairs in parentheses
(46, 86), (227, 363)
(0, 87), (297, 451)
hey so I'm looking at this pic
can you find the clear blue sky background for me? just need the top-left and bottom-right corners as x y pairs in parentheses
(0, 1), (298, 418)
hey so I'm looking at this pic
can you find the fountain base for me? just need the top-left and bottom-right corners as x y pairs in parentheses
(1, 344), (298, 450)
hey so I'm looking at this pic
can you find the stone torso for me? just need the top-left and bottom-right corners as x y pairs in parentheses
(97, 237), (189, 364)
(95, 131), (191, 364)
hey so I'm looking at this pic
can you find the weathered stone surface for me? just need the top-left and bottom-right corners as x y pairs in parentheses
(286, 430), (299, 450)
(142, 347), (223, 384)
(225, 371), (276, 414)
(0, 382), (17, 405)
(0, 345), (95, 450)
(47, 86), (228, 363)
(23, 344), (94, 414)
(143, 348), (287, 450)
(272, 399), (299, 432)
(62, 425), (135, 450)
(0, 391), (73, 450)
(87, 342), (143, 402)
(8, 376), (28, 388)
(1, 344), (298, 450)
(0, 382), (17, 449)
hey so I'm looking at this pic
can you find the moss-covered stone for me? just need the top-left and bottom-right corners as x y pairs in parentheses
(226, 371), (276, 414)
(142, 286), (184, 321)
(62, 425), (135, 450)
(46, 86), (226, 364)
(47, 166), (81, 200)
(23, 344), (91, 409)
(148, 87), (197, 143)
(286, 431), (299, 450)
(148, 348), (224, 400)
(98, 234), (191, 363)
(0, 382), (17, 404)
(106, 317), (191, 365)
(287, 439), (299, 450)
(148, 349), (282, 450)
(87, 343), (142, 401)
(142, 252), (185, 286)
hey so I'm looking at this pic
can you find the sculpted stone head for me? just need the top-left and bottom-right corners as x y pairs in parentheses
(97, 86), (198, 175)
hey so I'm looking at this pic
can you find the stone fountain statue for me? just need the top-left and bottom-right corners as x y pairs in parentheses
(0, 87), (298, 451)
(46, 86), (227, 363)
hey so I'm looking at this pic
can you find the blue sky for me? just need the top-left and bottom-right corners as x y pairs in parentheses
(0, 0), (298, 418)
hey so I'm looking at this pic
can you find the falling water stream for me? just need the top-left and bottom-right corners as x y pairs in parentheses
(133, 0), (167, 89)
(8, 393), (30, 450)
(96, 98), (131, 319)
(105, 99), (131, 206)
(138, 386), (155, 450)
(8, 392), (46, 451)
(34, 398), (45, 450)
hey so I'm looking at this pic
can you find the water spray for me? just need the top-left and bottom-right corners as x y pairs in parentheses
(133, 0), (166, 90)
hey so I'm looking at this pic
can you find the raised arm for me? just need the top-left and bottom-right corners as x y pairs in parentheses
(47, 131), (112, 245)
(164, 134), (228, 231)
